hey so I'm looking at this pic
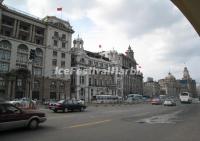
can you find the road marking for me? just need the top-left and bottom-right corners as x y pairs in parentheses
(67, 119), (111, 128)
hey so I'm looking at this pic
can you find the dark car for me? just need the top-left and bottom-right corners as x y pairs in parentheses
(0, 102), (46, 131)
(50, 100), (86, 113)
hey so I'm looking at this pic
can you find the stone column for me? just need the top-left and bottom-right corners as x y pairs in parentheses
(12, 19), (17, 37)
(31, 25), (35, 43)
(29, 24), (33, 42)
(15, 20), (20, 39)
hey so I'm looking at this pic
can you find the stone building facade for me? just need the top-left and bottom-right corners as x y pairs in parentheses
(158, 73), (180, 98)
(143, 77), (160, 98)
(0, 3), (74, 100)
(71, 37), (122, 102)
(158, 67), (197, 98)
(101, 46), (143, 97)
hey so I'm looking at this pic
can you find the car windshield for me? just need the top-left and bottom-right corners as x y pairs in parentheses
(181, 93), (189, 96)
(58, 100), (65, 104)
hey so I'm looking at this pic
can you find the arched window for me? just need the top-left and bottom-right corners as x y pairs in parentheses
(0, 40), (12, 50)
(0, 40), (11, 72)
(16, 44), (28, 64)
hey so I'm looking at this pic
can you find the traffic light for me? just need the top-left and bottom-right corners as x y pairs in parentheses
(29, 49), (36, 60)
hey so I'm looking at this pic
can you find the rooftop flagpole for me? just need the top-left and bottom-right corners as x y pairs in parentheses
(57, 7), (62, 19)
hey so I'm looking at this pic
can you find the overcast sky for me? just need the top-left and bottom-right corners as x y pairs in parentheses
(3, 0), (200, 83)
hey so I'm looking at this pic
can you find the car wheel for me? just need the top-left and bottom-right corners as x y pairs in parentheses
(63, 108), (68, 113)
(53, 109), (57, 113)
(28, 119), (39, 130)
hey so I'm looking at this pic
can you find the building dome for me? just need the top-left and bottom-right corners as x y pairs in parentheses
(165, 72), (176, 81)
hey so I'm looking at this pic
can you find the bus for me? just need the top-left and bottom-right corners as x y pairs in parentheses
(179, 92), (192, 104)
(94, 95), (122, 104)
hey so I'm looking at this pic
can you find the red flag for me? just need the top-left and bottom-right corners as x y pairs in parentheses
(57, 7), (62, 11)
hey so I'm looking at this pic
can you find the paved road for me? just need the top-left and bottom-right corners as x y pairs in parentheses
(1, 103), (200, 141)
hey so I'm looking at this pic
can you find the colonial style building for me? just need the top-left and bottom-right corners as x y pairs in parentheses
(0, 3), (74, 100)
(178, 67), (197, 97)
(101, 46), (143, 97)
(71, 37), (121, 102)
(143, 77), (160, 97)
(158, 73), (180, 98)
(158, 67), (197, 98)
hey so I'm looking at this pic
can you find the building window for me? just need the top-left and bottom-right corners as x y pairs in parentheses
(99, 79), (102, 86)
(100, 63), (103, 68)
(94, 62), (98, 67)
(80, 76), (85, 85)
(61, 61), (65, 68)
(62, 34), (66, 40)
(0, 40), (11, 61)
(53, 51), (57, 57)
(88, 60), (93, 66)
(33, 80), (40, 89)
(16, 44), (28, 64)
(34, 48), (43, 66)
(89, 78), (92, 86)
(0, 77), (5, 88)
(54, 31), (59, 37)
(50, 81), (56, 91)
(62, 42), (66, 48)
(17, 79), (22, 87)
(59, 82), (64, 92)
(52, 59), (57, 66)
(33, 67), (42, 76)
(94, 79), (97, 86)
(61, 53), (65, 58)
(54, 40), (58, 46)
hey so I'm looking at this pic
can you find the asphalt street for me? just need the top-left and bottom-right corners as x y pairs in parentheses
(1, 103), (200, 141)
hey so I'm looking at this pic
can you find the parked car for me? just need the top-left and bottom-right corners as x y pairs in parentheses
(8, 98), (37, 108)
(49, 100), (87, 113)
(151, 98), (162, 105)
(48, 100), (59, 110)
(0, 102), (46, 131)
(163, 99), (176, 106)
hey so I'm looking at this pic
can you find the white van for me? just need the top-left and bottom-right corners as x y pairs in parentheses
(179, 92), (192, 104)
